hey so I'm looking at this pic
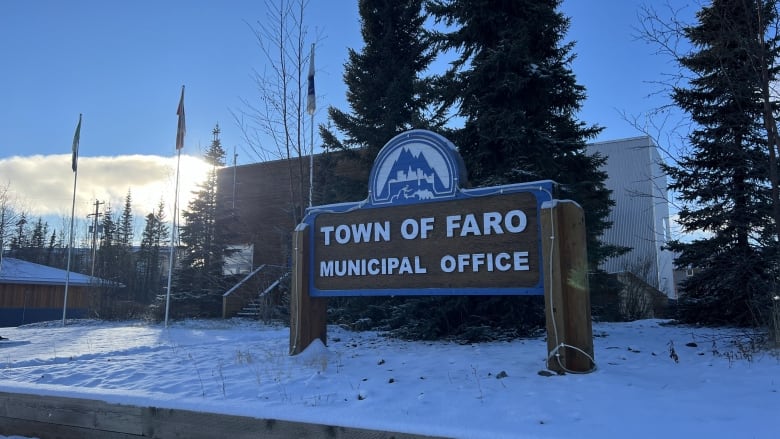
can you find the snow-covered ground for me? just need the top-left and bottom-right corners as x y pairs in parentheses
(0, 318), (778, 439)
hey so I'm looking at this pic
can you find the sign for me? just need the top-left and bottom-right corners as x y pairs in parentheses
(291, 129), (593, 373)
(302, 129), (554, 297)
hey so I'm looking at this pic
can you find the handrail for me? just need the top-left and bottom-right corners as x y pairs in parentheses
(222, 264), (266, 297)
(258, 272), (290, 298)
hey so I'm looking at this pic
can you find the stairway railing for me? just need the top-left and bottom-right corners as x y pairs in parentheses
(221, 264), (287, 318)
(222, 265), (265, 318)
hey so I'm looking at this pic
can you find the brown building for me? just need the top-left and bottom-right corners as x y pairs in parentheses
(216, 155), (315, 270)
(216, 136), (677, 322)
(0, 257), (109, 327)
(217, 150), (366, 271)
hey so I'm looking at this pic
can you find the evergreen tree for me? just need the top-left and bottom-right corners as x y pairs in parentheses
(9, 213), (27, 254)
(428, 0), (617, 268)
(96, 206), (132, 315)
(113, 190), (137, 302)
(361, 0), (619, 339)
(319, 0), (441, 203)
(43, 227), (70, 271)
(100, 206), (116, 249)
(174, 125), (228, 316)
(118, 190), (134, 248)
(97, 206), (118, 279)
(665, 0), (778, 325)
(46, 229), (56, 265)
(9, 214), (48, 263)
(30, 218), (46, 249)
(138, 201), (168, 304)
(315, 0), (455, 336)
(29, 217), (48, 264)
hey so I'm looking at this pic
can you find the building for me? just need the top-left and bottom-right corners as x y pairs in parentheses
(216, 135), (677, 302)
(589, 136), (676, 298)
(216, 155), (313, 269)
(0, 257), (110, 327)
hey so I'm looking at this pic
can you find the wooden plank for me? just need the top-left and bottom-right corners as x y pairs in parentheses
(0, 391), (449, 439)
(0, 392), (145, 435)
(0, 284), (89, 308)
(0, 417), (140, 439)
(141, 407), (428, 439)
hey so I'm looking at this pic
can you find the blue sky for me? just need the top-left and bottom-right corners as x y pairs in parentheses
(0, 0), (357, 161)
(0, 0), (695, 161)
(0, 0), (697, 228)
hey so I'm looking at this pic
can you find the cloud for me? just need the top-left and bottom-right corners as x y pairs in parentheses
(0, 153), (210, 223)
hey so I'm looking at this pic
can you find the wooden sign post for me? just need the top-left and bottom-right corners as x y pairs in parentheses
(289, 130), (594, 373)
(541, 200), (594, 373)
(289, 224), (327, 356)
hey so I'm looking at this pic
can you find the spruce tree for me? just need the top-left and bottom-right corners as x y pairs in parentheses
(96, 206), (133, 314)
(30, 218), (46, 249)
(319, 0), (441, 203)
(46, 229), (56, 266)
(87, 193), (134, 303)
(665, 0), (778, 325)
(117, 190), (134, 248)
(428, 0), (616, 268)
(29, 217), (47, 264)
(316, 0), (449, 335)
(97, 205), (118, 280)
(114, 190), (137, 301)
(380, 0), (620, 339)
(9, 213), (28, 256)
(138, 201), (168, 304)
(174, 125), (228, 317)
(100, 207), (116, 249)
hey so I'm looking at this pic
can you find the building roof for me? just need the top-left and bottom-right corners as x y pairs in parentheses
(0, 257), (110, 287)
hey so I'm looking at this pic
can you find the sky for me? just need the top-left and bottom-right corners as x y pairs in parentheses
(0, 0), (697, 235)
(1, 318), (778, 438)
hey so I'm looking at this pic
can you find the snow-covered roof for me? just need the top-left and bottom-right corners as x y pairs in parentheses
(0, 257), (109, 287)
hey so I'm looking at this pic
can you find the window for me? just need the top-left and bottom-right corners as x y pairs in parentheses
(223, 244), (254, 275)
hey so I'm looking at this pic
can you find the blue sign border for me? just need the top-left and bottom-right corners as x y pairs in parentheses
(302, 130), (556, 297)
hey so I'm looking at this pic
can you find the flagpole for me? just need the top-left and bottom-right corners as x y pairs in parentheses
(63, 113), (82, 327)
(164, 148), (181, 328)
(62, 165), (77, 326)
(309, 113), (314, 208)
(307, 43), (316, 208)
(165, 85), (185, 328)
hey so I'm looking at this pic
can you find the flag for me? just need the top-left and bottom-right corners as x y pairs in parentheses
(176, 86), (186, 150)
(71, 114), (81, 172)
(306, 44), (316, 116)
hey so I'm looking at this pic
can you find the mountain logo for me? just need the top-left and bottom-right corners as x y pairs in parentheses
(369, 130), (467, 205)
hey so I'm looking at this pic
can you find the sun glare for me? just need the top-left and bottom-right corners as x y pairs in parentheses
(0, 153), (214, 242)
(128, 155), (212, 219)
(177, 155), (214, 205)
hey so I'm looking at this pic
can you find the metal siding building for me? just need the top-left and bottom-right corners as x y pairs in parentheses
(589, 136), (676, 298)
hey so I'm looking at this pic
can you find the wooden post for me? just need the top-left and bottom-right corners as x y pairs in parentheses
(541, 200), (594, 373)
(289, 223), (328, 355)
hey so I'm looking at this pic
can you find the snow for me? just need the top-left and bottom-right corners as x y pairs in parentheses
(0, 257), (100, 286)
(1, 318), (778, 438)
